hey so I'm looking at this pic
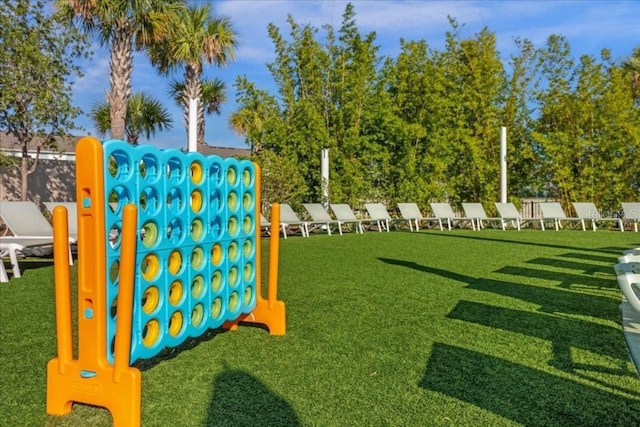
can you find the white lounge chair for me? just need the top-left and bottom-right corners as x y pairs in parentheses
(0, 237), (54, 282)
(0, 201), (75, 281)
(429, 203), (473, 231)
(462, 203), (502, 231)
(278, 204), (309, 238)
(539, 202), (584, 231)
(622, 203), (640, 232)
(1, 201), (77, 253)
(329, 204), (378, 233)
(364, 203), (408, 232)
(397, 203), (435, 232)
(494, 202), (542, 231)
(302, 203), (342, 236)
(618, 248), (640, 264)
(571, 202), (624, 232)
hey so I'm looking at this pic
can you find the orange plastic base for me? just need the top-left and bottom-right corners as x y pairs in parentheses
(223, 297), (286, 335)
(46, 358), (141, 426)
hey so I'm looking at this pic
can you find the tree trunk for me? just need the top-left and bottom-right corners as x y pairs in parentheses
(20, 155), (28, 201)
(197, 101), (206, 145)
(20, 143), (39, 201)
(107, 22), (133, 141)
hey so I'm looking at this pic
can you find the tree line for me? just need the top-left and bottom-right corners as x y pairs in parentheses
(230, 4), (640, 214)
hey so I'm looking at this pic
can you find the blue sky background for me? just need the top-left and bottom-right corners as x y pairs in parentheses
(69, 0), (640, 150)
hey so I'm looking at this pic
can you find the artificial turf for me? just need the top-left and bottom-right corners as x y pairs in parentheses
(1, 228), (639, 426)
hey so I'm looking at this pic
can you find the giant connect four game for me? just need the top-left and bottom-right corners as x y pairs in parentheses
(46, 137), (285, 427)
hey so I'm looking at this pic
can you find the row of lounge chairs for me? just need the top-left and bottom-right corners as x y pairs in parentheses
(263, 201), (640, 238)
(2, 200), (639, 281)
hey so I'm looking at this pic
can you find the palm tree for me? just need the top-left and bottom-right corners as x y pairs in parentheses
(149, 4), (237, 146)
(91, 92), (172, 145)
(55, 0), (183, 140)
(169, 78), (226, 145)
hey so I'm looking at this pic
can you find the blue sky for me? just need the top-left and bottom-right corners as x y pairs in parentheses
(69, 0), (640, 150)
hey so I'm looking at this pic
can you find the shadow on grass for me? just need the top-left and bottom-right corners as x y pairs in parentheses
(132, 328), (226, 370)
(526, 257), (613, 275)
(559, 252), (621, 263)
(379, 258), (634, 375)
(206, 366), (300, 426)
(447, 300), (630, 371)
(465, 274), (618, 320)
(133, 323), (270, 371)
(379, 258), (618, 319)
(420, 231), (634, 254)
(420, 342), (640, 427)
(2, 258), (55, 278)
(496, 265), (618, 291)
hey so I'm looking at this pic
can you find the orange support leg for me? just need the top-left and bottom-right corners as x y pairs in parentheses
(224, 164), (286, 335)
(46, 139), (142, 427)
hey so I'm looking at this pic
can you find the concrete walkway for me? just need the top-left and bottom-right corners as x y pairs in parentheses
(621, 299), (640, 376)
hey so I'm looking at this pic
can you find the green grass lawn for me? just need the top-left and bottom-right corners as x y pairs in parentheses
(1, 229), (639, 426)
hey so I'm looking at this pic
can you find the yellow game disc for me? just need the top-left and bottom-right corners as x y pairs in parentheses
(242, 168), (252, 186)
(229, 266), (238, 286)
(110, 296), (118, 319)
(211, 243), (223, 266)
(228, 242), (238, 262)
(211, 297), (222, 319)
(244, 263), (253, 281)
(211, 270), (222, 292)
(191, 275), (204, 298)
(142, 319), (160, 347)
(141, 253), (160, 281)
(168, 250), (182, 275)
(191, 246), (204, 269)
(142, 286), (159, 314)
(227, 167), (237, 185)
(244, 287), (253, 305)
(190, 161), (203, 184)
(190, 218), (204, 241)
(228, 216), (238, 236)
(190, 189), (203, 213)
(191, 304), (204, 327)
(169, 280), (183, 305)
(228, 292), (239, 312)
(168, 311), (183, 337)
(243, 240), (252, 257)
(141, 221), (158, 248)
(243, 192), (252, 209)
(109, 260), (119, 284)
(243, 215), (252, 233)
(227, 191), (238, 211)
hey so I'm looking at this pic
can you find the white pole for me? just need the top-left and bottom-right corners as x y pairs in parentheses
(188, 97), (198, 152)
(321, 148), (329, 209)
(500, 126), (507, 203)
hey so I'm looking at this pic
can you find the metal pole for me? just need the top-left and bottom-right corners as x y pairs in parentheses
(188, 98), (198, 152)
(500, 126), (507, 203)
(321, 148), (329, 209)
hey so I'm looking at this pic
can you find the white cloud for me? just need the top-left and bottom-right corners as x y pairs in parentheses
(72, 53), (109, 94)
